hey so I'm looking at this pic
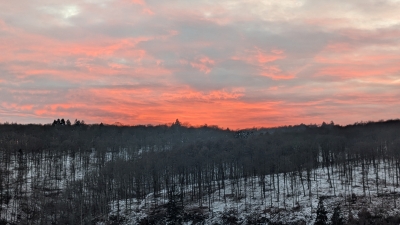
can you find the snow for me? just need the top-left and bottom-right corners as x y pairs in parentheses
(108, 159), (400, 224)
(2, 148), (399, 224)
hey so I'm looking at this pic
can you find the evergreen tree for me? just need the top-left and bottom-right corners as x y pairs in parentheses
(166, 188), (183, 224)
(347, 210), (357, 225)
(314, 198), (328, 225)
(74, 119), (81, 126)
(174, 119), (181, 126)
(330, 205), (344, 225)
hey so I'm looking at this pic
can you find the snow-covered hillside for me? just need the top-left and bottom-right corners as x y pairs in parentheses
(2, 122), (400, 224)
(108, 160), (400, 224)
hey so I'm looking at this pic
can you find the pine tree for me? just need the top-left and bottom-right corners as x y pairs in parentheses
(74, 119), (81, 126)
(314, 198), (328, 225)
(330, 205), (344, 225)
(347, 210), (357, 225)
(166, 187), (183, 224)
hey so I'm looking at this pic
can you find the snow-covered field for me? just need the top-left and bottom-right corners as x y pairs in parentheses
(108, 160), (400, 224)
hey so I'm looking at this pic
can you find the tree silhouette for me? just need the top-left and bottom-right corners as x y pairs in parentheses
(314, 198), (328, 225)
(330, 205), (344, 225)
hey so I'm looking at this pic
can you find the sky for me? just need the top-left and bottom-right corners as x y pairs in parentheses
(0, 0), (400, 129)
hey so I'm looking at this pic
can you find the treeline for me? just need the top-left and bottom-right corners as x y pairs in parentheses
(0, 119), (400, 224)
(51, 118), (85, 126)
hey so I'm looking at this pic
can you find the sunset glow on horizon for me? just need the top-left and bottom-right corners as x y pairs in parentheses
(1, 0), (400, 129)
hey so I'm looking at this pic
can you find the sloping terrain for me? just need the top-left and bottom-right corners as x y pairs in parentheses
(1, 121), (400, 224)
(109, 160), (400, 224)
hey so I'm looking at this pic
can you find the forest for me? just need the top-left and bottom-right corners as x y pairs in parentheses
(1, 119), (400, 224)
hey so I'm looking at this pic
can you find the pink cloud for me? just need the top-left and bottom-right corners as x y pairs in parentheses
(311, 39), (400, 83)
(0, 19), (11, 32)
(316, 66), (400, 80)
(161, 87), (244, 101)
(232, 47), (293, 80)
(3, 82), (400, 129)
(7, 86), (257, 128)
(1, 0), (400, 128)
(304, 17), (349, 28)
(190, 56), (215, 74)
(261, 73), (296, 80)
(2, 103), (34, 111)
(256, 50), (284, 64)
(142, 8), (154, 15)
(232, 47), (285, 64)
(131, 0), (145, 5)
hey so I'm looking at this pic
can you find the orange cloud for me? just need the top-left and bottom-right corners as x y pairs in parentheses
(8, 86), (282, 129)
(3, 83), (400, 129)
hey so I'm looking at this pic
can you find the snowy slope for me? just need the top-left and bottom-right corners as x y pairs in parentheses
(108, 159), (400, 224)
